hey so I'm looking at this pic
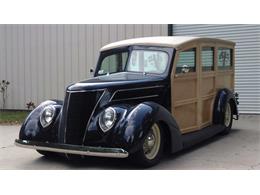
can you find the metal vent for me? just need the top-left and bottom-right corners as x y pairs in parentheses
(59, 90), (103, 145)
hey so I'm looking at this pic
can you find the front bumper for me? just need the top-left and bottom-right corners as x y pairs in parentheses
(15, 139), (129, 158)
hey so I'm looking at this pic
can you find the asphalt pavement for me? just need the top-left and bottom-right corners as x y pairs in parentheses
(0, 115), (259, 170)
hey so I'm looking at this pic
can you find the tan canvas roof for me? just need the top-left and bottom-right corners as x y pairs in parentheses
(100, 36), (235, 51)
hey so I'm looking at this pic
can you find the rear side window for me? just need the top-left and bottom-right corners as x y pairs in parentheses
(218, 48), (232, 70)
(202, 47), (214, 71)
(176, 48), (196, 74)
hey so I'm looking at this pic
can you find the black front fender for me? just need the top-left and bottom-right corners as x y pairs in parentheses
(19, 100), (63, 142)
(86, 102), (182, 154)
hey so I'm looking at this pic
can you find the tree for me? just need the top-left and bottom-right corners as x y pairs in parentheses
(0, 80), (10, 110)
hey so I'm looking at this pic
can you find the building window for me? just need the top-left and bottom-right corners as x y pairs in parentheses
(218, 48), (232, 70)
(202, 47), (214, 71)
(176, 48), (196, 74)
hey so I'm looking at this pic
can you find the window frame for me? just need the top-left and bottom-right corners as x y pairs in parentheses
(175, 47), (197, 75)
(217, 47), (233, 71)
(126, 49), (169, 74)
(95, 46), (129, 76)
(98, 51), (129, 76)
(201, 46), (215, 72)
(94, 45), (174, 77)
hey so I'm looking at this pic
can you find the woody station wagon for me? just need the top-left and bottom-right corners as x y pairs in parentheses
(15, 36), (239, 167)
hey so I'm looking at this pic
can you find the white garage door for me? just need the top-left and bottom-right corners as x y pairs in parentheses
(172, 24), (260, 114)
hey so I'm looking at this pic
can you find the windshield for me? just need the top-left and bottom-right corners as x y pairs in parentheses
(96, 50), (169, 76)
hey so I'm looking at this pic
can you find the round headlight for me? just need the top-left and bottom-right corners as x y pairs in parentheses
(40, 105), (56, 128)
(99, 107), (117, 132)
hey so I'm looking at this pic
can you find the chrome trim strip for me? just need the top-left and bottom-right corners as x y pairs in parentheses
(15, 139), (129, 159)
(63, 93), (71, 159)
(109, 85), (164, 102)
(67, 89), (105, 93)
(112, 94), (159, 102)
(64, 92), (71, 144)
(82, 90), (106, 143)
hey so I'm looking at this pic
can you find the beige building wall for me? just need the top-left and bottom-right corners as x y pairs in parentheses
(0, 24), (168, 109)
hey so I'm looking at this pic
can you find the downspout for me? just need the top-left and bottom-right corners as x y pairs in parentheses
(168, 24), (173, 36)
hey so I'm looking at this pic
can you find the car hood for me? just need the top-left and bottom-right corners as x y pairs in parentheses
(67, 72), (166, 91)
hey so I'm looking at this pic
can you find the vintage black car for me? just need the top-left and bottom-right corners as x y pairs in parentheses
(15, 36), (239, 167)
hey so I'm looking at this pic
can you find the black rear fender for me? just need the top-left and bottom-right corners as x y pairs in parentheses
(213, 88), (239, 124)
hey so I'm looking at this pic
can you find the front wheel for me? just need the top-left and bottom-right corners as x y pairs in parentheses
(221, 101), (233, 135)
(131, 123), (164, 167)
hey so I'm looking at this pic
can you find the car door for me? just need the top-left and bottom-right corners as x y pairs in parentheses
(199, 45), (216, 128)
(171, 46), (200, 134)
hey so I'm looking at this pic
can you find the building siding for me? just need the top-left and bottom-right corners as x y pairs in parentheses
(0, 24), (167, 110)
(172, 24), (260, 114)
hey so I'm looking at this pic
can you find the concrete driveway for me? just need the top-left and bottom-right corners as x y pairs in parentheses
(0, 115), (259, 170)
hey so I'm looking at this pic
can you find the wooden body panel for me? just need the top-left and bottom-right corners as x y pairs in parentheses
(173, 75), (198, 133)
(216, 70), (234, 90)
(171, 41), (235, 134)
(171, 43), (200, 133)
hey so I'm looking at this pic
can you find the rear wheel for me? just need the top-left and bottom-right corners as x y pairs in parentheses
(221, 101), (233, 135)
(131, 123), (164, 167)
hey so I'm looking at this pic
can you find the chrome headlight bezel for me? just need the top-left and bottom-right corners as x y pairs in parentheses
(40, 105), (56, 128)
(99, 107), (117, 132)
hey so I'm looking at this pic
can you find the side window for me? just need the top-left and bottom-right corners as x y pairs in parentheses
(202, 47), (214, 71)
(218, 48), (232, 70)
(176, 48), (196, 74)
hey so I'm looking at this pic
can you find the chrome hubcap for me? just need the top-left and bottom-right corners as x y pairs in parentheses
(224, 103), (231, 127)
(143, 124), (161, 160)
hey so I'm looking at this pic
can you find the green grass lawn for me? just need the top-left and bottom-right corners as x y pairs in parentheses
(0, 110), (30, 125)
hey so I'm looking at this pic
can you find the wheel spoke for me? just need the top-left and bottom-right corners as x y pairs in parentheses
(224, 103), (231, 127)
(143, 124), (161, 160)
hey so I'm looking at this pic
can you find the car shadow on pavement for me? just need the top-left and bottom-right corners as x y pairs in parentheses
(160, 128), (241, 166)
(33, 153), (141, 170)
(32, 129), (241, 170)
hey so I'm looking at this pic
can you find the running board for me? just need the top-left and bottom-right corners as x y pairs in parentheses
(182, 125), (225, 149)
